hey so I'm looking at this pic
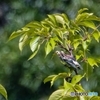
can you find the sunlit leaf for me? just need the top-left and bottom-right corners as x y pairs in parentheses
(44, 75), (56, 84)
(48, 15), (56, 25)
(19, 34), (29, 51)
(55, 14), (65, 25)
(30, 36), (40, 52)
(92, 31), (100, 42)
(78, 8), (88, 14)
(45, 40), (52, 55)
(50, 38), (56, 50)
(82, 41), (88, 50)
(8, 30), (23, 41)
(48, 89), (64, 100)
(0, 84), (7, 100)
(74, 84), (85, 92)
(71, 75), (85, 85)
(87, 58), (98, 67)
(79, 21), (96, 29)
(28, 44), (40, 60)
(51, 73), (69, 86)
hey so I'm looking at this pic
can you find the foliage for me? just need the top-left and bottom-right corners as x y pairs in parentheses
(0, 84), (7, 100)
(9, 8), (100, 99)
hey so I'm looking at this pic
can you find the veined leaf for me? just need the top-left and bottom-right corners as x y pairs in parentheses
(30, 36), (40, 52)
(0, 84), (7, 100)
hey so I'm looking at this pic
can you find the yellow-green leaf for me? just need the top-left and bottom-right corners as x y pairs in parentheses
(19, 34), (28, 51)
(30, 36), (40, 52)
(0, 84), (7, 100)
(45, 41), (52, 55)
(87, 58), (98, 67)
(92, 31), (100, 42)
(48, 89), (64, 100)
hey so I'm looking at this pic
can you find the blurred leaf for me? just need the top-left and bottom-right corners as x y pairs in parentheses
(87, 58), (98, 67)
(74, 84), (85, 92)
(44, 75), (56, 84)
(19, 34), (29, 51)
(73, 39), (81, 50)
(0, 84), (7, 100)
(48, 15), (57, 25)
(51, 73), (69, 86)
(55, 14), (65, 25)
(78, 8), (88, 14)
(90, 96), (100, 100)
(8, 30), (23, 41)
(82, 41), (88, 50)
(50, 38), (56, 50)
(79, 21), (96, 29)
(48, 89), (64, 100)
(92, 31), (100, 42)
(30, 36), (40, 52)
(64, 79), (73, 91)
(28, 44), (40, 60)
(71, 75), (85, 85)
(45, 40), (52, 55)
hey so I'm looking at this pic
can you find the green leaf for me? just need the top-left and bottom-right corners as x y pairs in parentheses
(25, 21), (41, 28)
(79, 21), (96, 29)
(19, 34), (29, 51)
(73, 39), (80, 50)
(28, 44), (40, 60)
(74, 84), (85, 92)
(0, 84), (7, 100)
(55, 14), (65, 25)
(8, 30), (23, 41)
(51, 73), (69, 86)
(90, 96), (100, 100)
(44, 75), (56, 84)
(82, 41), (88, 50)
(48, 89), (64, 100)
(45, 40), (52, 55)
(92, 31), (100, 42)
(50, 38), (56, 50)
(71, 75), (85, 85)
(87, 58), (98, 67)
(78, 8), (88, 14)
(48, 14), (56, 25)
(83, 63), (93, 80)
(30, 36), (40, 52)
(64, 79), (73, 90)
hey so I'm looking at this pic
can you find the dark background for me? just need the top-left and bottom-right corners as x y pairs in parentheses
(0, 0), (100, 100)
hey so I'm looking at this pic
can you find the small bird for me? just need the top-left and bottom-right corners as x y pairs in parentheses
(56, 51), (82, 74)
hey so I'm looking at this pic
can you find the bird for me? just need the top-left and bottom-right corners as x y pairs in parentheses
(56, 50), (83, 74)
